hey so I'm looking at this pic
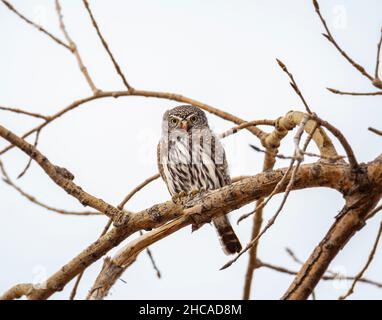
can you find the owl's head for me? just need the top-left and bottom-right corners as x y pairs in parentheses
(163, 105), (209, 132)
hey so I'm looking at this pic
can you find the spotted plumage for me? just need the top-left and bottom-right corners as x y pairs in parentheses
(157, 105), (242, 254)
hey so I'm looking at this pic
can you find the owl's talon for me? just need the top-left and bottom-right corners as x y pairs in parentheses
(187, 188), (206, 198)
(171, 191), (187, 204)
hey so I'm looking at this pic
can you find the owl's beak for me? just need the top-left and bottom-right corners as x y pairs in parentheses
(180, 120), (189, 131)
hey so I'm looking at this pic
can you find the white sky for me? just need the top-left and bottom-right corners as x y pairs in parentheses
(0, 0), (381, 300)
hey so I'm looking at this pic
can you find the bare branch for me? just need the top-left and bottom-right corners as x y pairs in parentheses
(0, 159), (99, 216)
(276, 59), (312, 114)
(339, 221), (382, 299)
(282, 158), (382, 300)
(312, 114), (359, 169)
(375, 27), (382, 79)
(69, 174), (160, 299)
(256, 259), (382, 289)
(285, 247), (304, 265)
(17, 129), (41, 179)
(327, 88), (382, 96)
(1, 157), (364, 300)
(0, 0), (70, 50)
(225, 115), (312, 269)
(0, 283), (33, 300)
(0, 124), (129, 225)
(368, 127), (382, 137)
(249, 144), (343, 162)
(0, 90), (267, 156)
(312, 0), (374, 82)
(0, 105), (49, 120)
(82, 0), (133, 91)
(366, 204), (382, 220)
(218, 119), (274, 139)
(119, 174), (160, 209)
(55, 0), (100, 94)
(242, 197), (265, 299)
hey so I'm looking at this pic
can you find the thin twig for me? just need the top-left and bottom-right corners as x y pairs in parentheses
(0, 159), (100, 216)
(0, 124), (128, 224)
(276, 59), (312, 114)
(0, 106), (49, 120)
(82, 0), (133, 91)
(17, 129), (41, 179)
(275, 57), (358, 169)
(224, 115), (312, 269)
(139, 231), (161, 278)
(339, 221), (382, 299)
(69, 271), (84, 300)
(375, 27), (382, 79)
(366, 204), (382, 220)
(256, 259), (382, 289)
(312, 0), (374, 82)
(69, 174), (160, 299)
(69, 218), (111, 300)
(118, 174), (160, 209)
(249, 144), (344, 162)
(2, 157), (377, 300)
(55, 0), (99, 94)
(0, 0), (70, 50)
(327, 88), (382, 96)
(312, 115), (359, 169)
(0, 90), (266, 156)
(237, 115), (313, 224)
(218, 119), (274, 139)
(368, 127), (382, 136)
(285, 247), (304, 265)
(118, 175), (162, 279)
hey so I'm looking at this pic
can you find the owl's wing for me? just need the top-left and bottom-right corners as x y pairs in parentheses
(211, 135), (231, 185)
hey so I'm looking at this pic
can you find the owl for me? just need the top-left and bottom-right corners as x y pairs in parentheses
(157, 105), (242, 255)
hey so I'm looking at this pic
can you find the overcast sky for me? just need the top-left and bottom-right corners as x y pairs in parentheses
(0, 0), (381, 300)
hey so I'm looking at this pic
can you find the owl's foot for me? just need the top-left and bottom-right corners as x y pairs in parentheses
(171, 191), (187, 204)
(187, 188), (206, 198)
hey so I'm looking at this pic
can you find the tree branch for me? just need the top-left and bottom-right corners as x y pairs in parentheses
(0, 0), (70, 50)
(0, 124), (129, 225)
(0, 90), (267, 156)
(0, 159), (99, 216)
(55, 0), (100, 94)
(282, 155), (382, 299)
(0, 105), (49, 120)
(82, 0), (133, 91)
(339, 221), (382, 299)
(326, 88), (382, 96)
(1, 157), (365, 300)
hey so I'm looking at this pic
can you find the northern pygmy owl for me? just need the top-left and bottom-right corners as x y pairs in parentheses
(157, 105), (242, 254)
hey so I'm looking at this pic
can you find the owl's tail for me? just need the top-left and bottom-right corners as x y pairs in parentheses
(213, 215), (242, 255)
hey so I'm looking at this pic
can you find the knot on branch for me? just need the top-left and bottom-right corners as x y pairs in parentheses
(372, 78), (382, 89)
(112, 209), (131, 227)
(148, 205), (165, 224)
(54, 166), (75, 180)
(347, 163), (373, 197)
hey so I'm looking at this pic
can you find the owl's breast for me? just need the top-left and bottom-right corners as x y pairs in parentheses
(159, 135), (225, 195)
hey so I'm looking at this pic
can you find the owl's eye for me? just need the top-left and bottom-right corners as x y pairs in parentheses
(169, 117), (178, 125)
(189, 115), (198, 123)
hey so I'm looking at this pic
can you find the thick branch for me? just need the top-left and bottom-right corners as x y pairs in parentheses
(282, 155), (382, 299)
(1, 159), (362, 300)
